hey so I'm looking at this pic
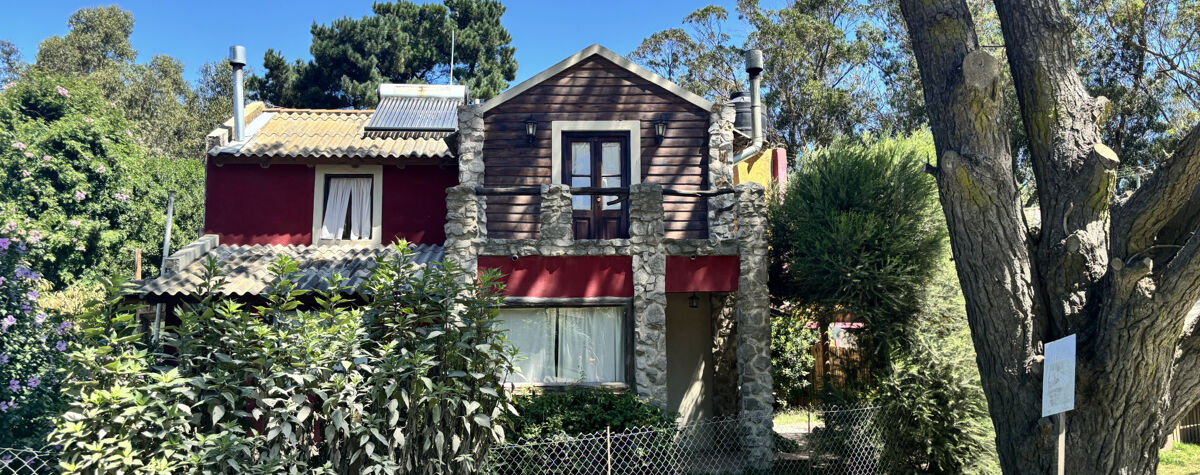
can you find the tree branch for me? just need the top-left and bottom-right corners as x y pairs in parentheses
(1113, 124), (1200, 257)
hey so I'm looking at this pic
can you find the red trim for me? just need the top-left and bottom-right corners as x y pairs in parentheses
(665, 255), (739, 292)
(478, 256), (634, 298)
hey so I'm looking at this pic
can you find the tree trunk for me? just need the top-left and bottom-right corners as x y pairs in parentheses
(898, 0), (1200, 473)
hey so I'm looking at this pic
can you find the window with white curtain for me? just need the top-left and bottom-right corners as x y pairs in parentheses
(498, 307), (625, 384)
(320, 176), (373, 241)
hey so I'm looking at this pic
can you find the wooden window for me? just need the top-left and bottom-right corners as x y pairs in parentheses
(562, 133), (630, 239)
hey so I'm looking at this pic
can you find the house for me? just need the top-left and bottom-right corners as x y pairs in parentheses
(138, 44), (774, 464)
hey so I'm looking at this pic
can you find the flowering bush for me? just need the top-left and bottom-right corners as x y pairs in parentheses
(0, 232), (74, 448)
(0, 72), (203, 286)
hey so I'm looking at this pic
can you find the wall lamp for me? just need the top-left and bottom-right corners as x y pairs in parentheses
(524, 116), (538, 144)
(653, 118), (668, 145)
(688, 292), (700, 308)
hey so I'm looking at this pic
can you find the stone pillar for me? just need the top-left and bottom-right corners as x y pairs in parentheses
(629, 183), (668, 407)
(708, 101), (736, 241)
(456, 104), (487, 236)
(735, 182), (773, 468)
(710, 292), (739, 418)
(444, 185), (480, 283)
(538, 184), (573, 249)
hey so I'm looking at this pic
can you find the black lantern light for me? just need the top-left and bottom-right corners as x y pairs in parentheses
(653, 118), (668, 145)
(688, 292), (700, 308)
(524, 116), (538, 144)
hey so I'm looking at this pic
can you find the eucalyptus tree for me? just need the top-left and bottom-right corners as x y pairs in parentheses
(899, 0), (1200, 472)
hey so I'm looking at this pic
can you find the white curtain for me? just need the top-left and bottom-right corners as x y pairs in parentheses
(321, 177), (372, 240)
(498, 308), (556, 383)
(348, 177), (372, 240)
(558, 307), (623, 383)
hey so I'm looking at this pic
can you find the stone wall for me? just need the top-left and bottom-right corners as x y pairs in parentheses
(629, 183), (669, 407)
(707, 101), (736, 241)
(709, 291), (739, 418)
(734, 182), (774, 467)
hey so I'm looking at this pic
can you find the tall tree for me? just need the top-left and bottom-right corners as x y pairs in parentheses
(629, 6), (743, 101)
(899, 0), (1200, 472)
(34, 6), (135, 75)
(0, 40), (24, 85)
(248, 0), (516, 108)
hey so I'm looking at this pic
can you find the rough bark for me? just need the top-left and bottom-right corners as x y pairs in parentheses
(899, 0), (1200, 472)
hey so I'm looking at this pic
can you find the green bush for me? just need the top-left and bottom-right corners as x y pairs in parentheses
(0, 231), (74, 448)
(772, 308), (819, 407)
(508, 388), (676, 440)
(49, 242), (519, 473)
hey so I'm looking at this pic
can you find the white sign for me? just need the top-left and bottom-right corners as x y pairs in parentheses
(1042, 334), (1076, 417)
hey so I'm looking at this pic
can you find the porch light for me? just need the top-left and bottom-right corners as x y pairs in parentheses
(524, 116), (538, 144)
(688, 292), (700, 308)
(653, 118), (668, 144)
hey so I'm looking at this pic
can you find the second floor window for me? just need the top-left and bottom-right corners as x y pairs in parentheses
(320, 175), (373, 241)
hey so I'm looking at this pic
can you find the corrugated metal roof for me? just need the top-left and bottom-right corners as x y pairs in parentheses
(139, 242), (445, 298)
(365, 96), (460, 131)
(212, 108), (453, 159)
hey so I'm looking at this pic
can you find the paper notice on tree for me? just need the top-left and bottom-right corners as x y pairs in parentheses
(1042, 334), (1076, 417)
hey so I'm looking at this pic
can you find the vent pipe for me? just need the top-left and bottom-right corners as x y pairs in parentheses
(733, 49), (764, 164)
(228, 45), (247, 142)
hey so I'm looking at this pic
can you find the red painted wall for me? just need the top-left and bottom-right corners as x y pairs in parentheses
(665, 255), (739, 292)
(478, 256), (634, 298)
(381, 166), (456, 245)
(205, 163), (315, 245)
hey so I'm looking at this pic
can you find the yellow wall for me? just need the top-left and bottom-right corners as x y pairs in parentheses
(733, 149), (776, 189)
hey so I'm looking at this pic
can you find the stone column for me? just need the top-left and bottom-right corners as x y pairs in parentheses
(444, 185), (480, 283)
(456, 104), (487, 236)
(629, 183), (668, 407)
(735, 182), (774, 468)
(708, 101), (736, 241)
(538, 184), (573, 250)
(709, 292), (739, 418)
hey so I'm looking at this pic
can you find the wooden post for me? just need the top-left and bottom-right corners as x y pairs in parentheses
(134, 248), (142, 280)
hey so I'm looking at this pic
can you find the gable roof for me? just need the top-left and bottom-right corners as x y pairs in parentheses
(479, 44), (713, 114)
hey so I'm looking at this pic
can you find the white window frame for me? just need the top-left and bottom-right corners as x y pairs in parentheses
(311, 164), (383, 246)
(551, 120), (641, 186)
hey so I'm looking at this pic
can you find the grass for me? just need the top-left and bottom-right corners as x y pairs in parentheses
(1161, 443), (1200, 475)
(773, 409), (823, 427)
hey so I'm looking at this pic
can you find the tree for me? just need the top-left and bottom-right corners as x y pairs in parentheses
(34, 6), (135, 76)
(0, 40), (24, 85)
(629, 6), (744, 101)
(248, 0), (517, 108)
(898, 0), (1200, 471)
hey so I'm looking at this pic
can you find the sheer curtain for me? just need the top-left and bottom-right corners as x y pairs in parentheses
(558, 307), (623, 383)
(498, 308), (555, 383)
(348, 177), (372, 240)
(321, 177), (372, 240)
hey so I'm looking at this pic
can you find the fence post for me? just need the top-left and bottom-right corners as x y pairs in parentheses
(606, 426), (612, 475)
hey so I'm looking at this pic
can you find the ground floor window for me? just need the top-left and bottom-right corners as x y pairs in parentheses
(498, 306), (624, 384)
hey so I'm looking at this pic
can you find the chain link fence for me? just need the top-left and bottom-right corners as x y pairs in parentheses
(487, 404), (881, 474)
(0, 447), (55, 475)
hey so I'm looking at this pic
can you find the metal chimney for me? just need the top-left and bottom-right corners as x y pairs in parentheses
(228, 45), (247, 142)
(734, 49), (765, 163)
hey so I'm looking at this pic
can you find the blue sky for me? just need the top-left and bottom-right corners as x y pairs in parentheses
(0, 0), (758, 85)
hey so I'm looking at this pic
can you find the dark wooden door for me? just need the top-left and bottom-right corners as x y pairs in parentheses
(562, 133), (630, 239)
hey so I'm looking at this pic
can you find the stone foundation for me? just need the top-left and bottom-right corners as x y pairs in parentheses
(630, 183), (669, 407)
(735, 182), (774, 468)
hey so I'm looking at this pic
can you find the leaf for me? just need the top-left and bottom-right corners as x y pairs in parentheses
(212, 405), (225, 424)
(297, 406), (311, 423)
(473, 413), (492, 428)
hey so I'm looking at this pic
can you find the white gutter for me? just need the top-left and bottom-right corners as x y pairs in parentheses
(733, 49), (765, 164)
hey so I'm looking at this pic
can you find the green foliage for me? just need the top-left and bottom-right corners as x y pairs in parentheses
(49, 243), (519, 473)
(507, 388), (676, 441)
(768, 133), (943, 357)
(0, 72), (203, 285)
(629, 6), (744, 101)
(772, 309), (819, 407)
(0, 232), (74, 448)
(874, 259), (999, 474)
(249, 0), (517, 108)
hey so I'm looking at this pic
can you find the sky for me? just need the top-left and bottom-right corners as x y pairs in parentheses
(0, 0), (758, 86)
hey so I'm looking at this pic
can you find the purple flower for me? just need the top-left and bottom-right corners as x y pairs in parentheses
(95, 165), (107, 174)
(55, 85), (69, 97)
(7, 380), (18, 392)
(0, 401), (8, 412)
(0, 238), (8, 250)
(113, 192), (129, 203)
(34, 313), (46, 325)
(26, 230), (41, 244)
(75, 244), (85, 251)
(14, 266), (37, 280)
(83, 117), (94, 123)
(1, 315), (14, 332)
(26, 290), (38, 302)
(22, 152), (33, 158)
(56, 321), (72, 335)
(73, 190), (86, 201)
(55, 341), (67, 352)
(0, 354), (8, 364)
(11, 142), (26, 151)
(68, 220), (81, 228)
(26, 376), (39, 388)
(20, 170), (30, 177)
(42, 155), (51, 161)
(4, 221), (16, 232)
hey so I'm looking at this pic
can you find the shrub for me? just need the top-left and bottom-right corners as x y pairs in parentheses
(0, 231), (74, 448)
(508, 388), (676, 440)
(49, 242), (519, 473)
(771, 308), (819, 407)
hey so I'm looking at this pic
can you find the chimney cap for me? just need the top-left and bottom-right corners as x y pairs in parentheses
(745, 49), (763, 75)
(228, 46), (247, 67)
